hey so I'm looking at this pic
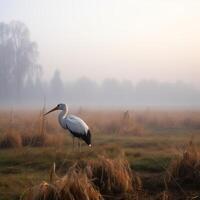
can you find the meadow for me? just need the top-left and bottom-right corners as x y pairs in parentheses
(0, 108), (200, 199)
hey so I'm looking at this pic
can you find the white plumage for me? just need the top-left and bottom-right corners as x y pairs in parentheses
(44, 103), (92, 147)
(66, 115), (89, 135)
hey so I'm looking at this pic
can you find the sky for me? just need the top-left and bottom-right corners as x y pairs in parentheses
(0, 0), (200, 86)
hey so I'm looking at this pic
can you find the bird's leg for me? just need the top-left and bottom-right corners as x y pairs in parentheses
(72, 137), (75, 152)
(79, 140), (82, 152)
(80, 141), (82, 152)
(78, 139), (80, 152)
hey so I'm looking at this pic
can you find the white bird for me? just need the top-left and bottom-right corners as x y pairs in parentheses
(44, 103), (91, 149)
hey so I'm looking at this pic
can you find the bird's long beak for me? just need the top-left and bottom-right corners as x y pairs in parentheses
(44, 105), (58, 116)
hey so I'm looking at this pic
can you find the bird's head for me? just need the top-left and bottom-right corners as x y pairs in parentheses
(44, 103), (66, 115)
(82, 130), (92, 147)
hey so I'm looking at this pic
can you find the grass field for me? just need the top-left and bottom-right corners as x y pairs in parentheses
(0, 109), (200, 199)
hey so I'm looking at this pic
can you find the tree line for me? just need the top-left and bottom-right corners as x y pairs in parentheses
(0, 21), (200, 108)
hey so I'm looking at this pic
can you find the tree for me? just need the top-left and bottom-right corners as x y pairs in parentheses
(49, 69), (64, 103)
(0, 21), (41, 103)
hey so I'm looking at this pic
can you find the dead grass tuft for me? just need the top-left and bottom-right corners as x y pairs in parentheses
(22, 168), (103, 200)
(22, 156), (141, 200)
(0, 131), (22, 148)
(166, 140), (200, 186)
(0, 106), (65, 148)
(86, 156), (137, 194)
(73, 156), (142, 197)
(21, 181), (60, 200)
(57, 170), (103, 200)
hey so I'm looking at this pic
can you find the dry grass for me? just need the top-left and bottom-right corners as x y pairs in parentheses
(0, 131), (22, 148)
(22, 172), (103, 200)
(21, 156), (142, 200)
(166, 140), (200, 187)
(0, 129), (50, 149)
(119, 111), (144, 136)
(73, 156), (142, 194)
(85, 110), (145, 136)
(21, 182), (59, 200)
(56, 170), (102, 200)
(133, 109), (200, 130)
(85, 156), (140, 194)
(0, 108), (65, 148)
(0, 109), (200, 149)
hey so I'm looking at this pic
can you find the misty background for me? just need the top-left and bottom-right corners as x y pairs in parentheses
(0, 21), (199, 108)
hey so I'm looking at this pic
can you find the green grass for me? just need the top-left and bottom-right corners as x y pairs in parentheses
(131, 156), (171, 172)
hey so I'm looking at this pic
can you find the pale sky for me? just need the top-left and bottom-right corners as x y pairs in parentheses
(1, 0), (200, 85)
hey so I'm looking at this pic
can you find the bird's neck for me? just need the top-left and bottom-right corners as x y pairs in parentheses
(58, 109), (68, 128)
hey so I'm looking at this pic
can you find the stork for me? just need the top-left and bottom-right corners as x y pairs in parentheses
(44, 103), (91, 150)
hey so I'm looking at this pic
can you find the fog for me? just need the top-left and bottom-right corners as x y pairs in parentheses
(1, 0), (200, 85)
(0, 21), (200, 108)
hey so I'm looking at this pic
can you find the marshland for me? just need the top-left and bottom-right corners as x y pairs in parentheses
(0, 108), (200, 199)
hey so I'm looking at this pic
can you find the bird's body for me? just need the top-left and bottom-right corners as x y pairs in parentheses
(45, 103), (91, 147)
